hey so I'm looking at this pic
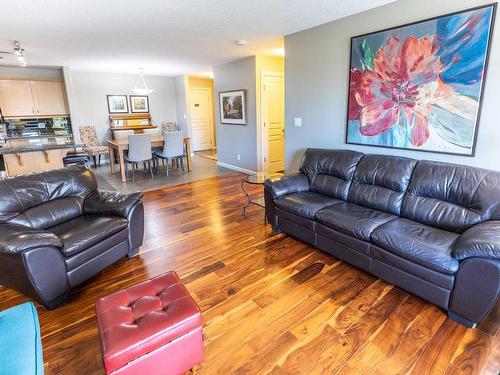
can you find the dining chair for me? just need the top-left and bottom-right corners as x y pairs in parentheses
(79, 126), (109, 168)
(124, 134), (154, 181)
(142, 128), (162, 137)
(143, 128), (163, 155)
(113, 130), (135, 139)
(161, 122), (178, 133)
(153, 131), (185, 176)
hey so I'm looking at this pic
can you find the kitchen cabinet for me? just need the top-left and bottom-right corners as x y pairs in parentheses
(30, 80), (68, 116)
(0, 80), (34, 117)
(0, 79), (69, 117)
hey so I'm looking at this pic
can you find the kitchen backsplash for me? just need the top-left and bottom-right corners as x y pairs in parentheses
(4, 116), (72, 138)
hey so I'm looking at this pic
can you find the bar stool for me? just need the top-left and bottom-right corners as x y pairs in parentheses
(63, 151), (91, 168)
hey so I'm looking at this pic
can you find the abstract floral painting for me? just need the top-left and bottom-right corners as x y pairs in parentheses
(346, 4), (496, 155)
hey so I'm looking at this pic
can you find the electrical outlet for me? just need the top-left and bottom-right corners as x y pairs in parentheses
(294, 117), (302, 127)
(237, 154), (241, 161)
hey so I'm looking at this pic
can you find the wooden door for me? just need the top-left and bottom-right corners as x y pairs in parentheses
(263, 74), (285, 172)
(0, 80), (36, 117)
(189, 88), (213, 151)
(30, 80), (69, 116)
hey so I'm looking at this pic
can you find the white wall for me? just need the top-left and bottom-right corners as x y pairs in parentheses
(66, 69), (177, 145)
(284, 0), (500, 172)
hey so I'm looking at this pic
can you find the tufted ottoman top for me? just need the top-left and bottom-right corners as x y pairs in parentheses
(96, 271), (202, 373)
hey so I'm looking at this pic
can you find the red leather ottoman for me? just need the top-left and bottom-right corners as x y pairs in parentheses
(96, 272), (204, 375)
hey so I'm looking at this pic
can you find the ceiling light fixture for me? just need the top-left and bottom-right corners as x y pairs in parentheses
(132, 68), (154, 95)
(13, 41), (26, 67)
(235, 40), (247, 46)
(13, 41), (24, 56)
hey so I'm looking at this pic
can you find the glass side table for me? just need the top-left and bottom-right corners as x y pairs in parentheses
(241, 172), (283, 222)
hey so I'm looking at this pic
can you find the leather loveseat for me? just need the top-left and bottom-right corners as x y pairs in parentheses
(0, 167), (144, 309)
(264, 148), (500, 327)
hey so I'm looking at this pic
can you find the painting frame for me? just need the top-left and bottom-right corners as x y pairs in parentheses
(345, 3), (497, 157)
(219, 90), (247, 125)
(129, 95), (150, 113)
(106, 95), (129, 114)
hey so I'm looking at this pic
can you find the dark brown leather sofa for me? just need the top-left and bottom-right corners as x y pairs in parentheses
(264, 149), (500, 327)
(0, 167), (144, 309)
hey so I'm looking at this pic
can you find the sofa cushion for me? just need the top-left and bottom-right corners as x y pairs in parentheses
(316, 202), (395, 241)
(402, 160), (500, 233)
(0, 166), (97, 223)
(371, 218), (460, 274)
(51, 215), (128, 257)
(64, 229), (129, 272)
(275, 192), (341, 219)
(348, 155), (417, 215)
(9, 197), (84, 229)
(275, 207), (316, 231)
(299, 148), (364, 200)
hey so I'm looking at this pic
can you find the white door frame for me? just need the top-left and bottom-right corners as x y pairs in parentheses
(258, 71), (284, 172)
(188, 87), (214, 151)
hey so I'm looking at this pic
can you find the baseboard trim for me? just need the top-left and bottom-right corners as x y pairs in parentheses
(217, 161), (256, 174)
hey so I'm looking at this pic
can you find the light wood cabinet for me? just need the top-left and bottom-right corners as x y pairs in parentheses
(0, 80), (35, 117)
(30, 80), (68, 116)
(0, 79), (69, 117)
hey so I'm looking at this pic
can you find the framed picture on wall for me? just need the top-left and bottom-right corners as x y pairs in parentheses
(345, 3), (496, 156)
(219, 90), (246, 125)
(130, 95), (150, 113)
(106, 95), (129, 114)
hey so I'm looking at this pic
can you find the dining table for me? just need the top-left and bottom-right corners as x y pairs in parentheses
(107, 136), (192, 182)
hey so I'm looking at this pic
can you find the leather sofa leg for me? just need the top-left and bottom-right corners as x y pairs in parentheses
(271, 225), (283, 233)
(45, 292), (70, 310)
(127, 247), (140, 258)
(447, 311), (477, 328)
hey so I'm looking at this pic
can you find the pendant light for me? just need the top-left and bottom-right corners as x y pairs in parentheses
(132, 68), (154, 95)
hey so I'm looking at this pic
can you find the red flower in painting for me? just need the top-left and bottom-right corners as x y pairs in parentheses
(350, 35), (453, 146)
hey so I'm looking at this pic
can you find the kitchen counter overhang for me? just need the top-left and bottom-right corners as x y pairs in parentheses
(0, 141), (82, 155)
(0, 138), (83, 176)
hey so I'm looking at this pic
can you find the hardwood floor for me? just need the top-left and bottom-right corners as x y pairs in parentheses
(0, 173), (498, 374)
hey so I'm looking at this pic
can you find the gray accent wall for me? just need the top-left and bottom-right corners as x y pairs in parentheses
(284, 0), (500, 172)
(174, 75), (190, 137)
(214, 56), (257, 172)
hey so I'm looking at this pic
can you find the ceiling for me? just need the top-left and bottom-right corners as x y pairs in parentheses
(0, 0), (394, 76)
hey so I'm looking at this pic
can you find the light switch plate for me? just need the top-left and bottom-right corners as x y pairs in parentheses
(294, 117), (302, 127)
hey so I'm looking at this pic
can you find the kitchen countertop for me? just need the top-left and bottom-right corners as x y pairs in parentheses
(0, 139), (83, 154)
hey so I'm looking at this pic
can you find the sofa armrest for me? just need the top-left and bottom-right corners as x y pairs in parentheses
(0, 223), (62, 254)
(453, 221), (500, 260)
(263, 173), (310, 199)
(84, 190), (143, 218)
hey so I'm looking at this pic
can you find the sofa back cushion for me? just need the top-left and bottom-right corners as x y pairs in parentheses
(8, 196), (84, 229)
(300, 148), (364, 200)
(402, 161), (500, 233)
(0, 167), (97, 224)
(348, 155), (417, 215)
